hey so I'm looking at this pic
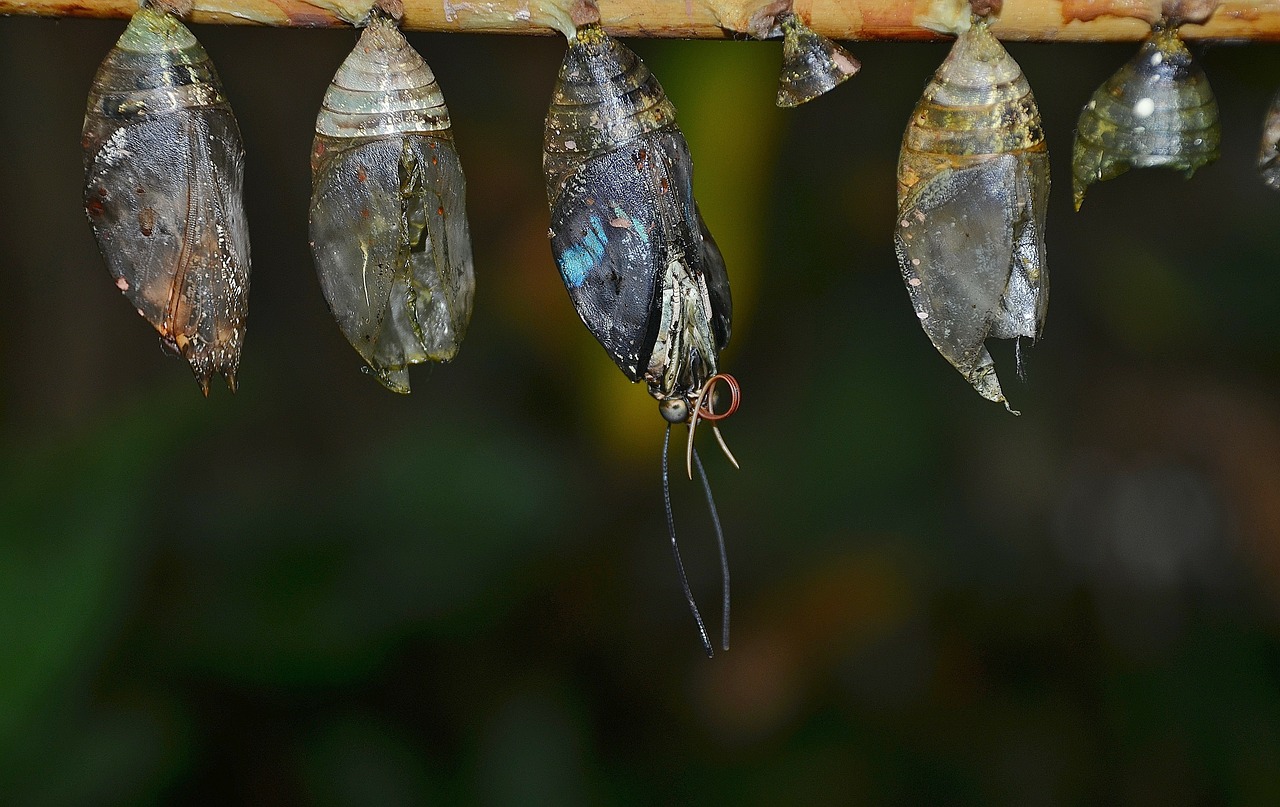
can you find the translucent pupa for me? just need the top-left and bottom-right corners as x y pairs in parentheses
(1072, 23), (1219, 210)
(544, 21), (738, 657)
(309, 5), (474, 393)
(895, 17), (1048, 412)
(82, 1), (250, 394)
(775, 12), (860, 107)
(1259, 90), (1280, 190)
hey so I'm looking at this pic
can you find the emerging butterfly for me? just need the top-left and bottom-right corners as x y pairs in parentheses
(309, 0), (474, 393)
(82, 0), (250, 394)
(543, 14), (739, 657)
(895, 12), (1048, 413)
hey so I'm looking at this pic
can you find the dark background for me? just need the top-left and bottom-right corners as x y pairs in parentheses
(2, 15), (1280, 805)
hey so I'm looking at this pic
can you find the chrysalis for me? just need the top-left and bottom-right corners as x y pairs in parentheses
(1259, 90), (1280, 191)
(544, 21), (738, 657)
(83, 1), (250, 394)
(309, 4), (474, 393)
(1072, 23), (1219, 210)
(775, 11), (859, 107)
(895, 17), (1048, 412)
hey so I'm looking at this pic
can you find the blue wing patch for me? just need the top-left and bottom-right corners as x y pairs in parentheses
(550, 137), (674, 380)
(558, 213), (609, 289)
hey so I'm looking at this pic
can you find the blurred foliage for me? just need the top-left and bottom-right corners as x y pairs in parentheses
(3, 17), (1280, 806)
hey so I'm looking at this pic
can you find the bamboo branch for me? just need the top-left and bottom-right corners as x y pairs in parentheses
(2, 0), (1280, 40)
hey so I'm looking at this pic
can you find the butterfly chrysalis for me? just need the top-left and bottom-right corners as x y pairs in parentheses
(83, 0), (250, 394)
(309, 0), (475, 393)
(895, 9), (1048, 413)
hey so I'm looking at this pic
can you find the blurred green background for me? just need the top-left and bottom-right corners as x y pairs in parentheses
(3, 15), (1280, 805)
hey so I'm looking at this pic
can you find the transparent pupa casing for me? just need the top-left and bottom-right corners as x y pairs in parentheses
(776, 12), (860, 108)
(1072, 25), (1219, 210)
(1259, 90), (1280, 191)
(82, 6), (250, 394)
(895, 19), (1048, 410)
(309, 13), (474, 394)
(543, 23), (732, 404)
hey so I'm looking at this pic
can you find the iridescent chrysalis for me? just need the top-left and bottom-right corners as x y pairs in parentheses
(309, 1), (474, 393)
(544, 16), (738, 657)
(1072, 22), (1219, 210)
(83, 0), (250, 394)
(1259, 90), (1280, 191)
(775, 11), (859, 107)
(895, 15), (1048, 412)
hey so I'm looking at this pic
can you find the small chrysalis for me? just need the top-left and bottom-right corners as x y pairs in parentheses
(895, 17), (1048, 412)
(1259, 90), (1280, 191)
(83, 1), (250, 394)
(1072, 23), (1219, 210)
(775, 12), (859, 107)
(309, 4), (474, 393)
(544, 20), (738, 657)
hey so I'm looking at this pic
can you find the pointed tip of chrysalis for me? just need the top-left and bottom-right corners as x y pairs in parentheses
(362, 364), (412, 394)
(970, 364), (1015, 411)
(776, 13), (859, 108)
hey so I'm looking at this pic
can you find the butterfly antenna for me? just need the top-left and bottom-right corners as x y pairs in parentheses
(1015, 335), (1027, 382)
(692, 446), (730, 652)
(664, 425), (714, 658)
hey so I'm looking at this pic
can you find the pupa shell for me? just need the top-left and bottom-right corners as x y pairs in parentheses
(543, 23), (731, 402)
(82, 6), (250, 394)
(895, 19), (1049, 411)
(776, 12), (860, 108)
(1072, 25), (1219, 210)
(309, 13), (474, 394)
(1259, 90), (1280, 191)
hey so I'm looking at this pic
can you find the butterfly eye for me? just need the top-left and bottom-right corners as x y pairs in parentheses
(82, 2), (250, 395)
(894, 13), (1048, 413)
(659, 396), (690, 424)
(308, 1), (475, 394)
(775, 11), (859, 107)
(1072, 21), (1220, 210)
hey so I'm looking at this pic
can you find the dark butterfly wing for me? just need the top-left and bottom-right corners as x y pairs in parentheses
(549, 140), (670, 381)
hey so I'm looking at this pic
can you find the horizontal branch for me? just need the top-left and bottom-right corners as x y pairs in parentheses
(3, 0), (1280, 40)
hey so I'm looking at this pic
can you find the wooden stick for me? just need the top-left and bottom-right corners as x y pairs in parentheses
(3, 0), (1280, 40)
